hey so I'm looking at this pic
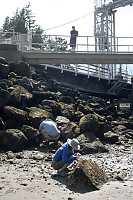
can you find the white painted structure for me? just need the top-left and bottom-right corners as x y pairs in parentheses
(0, 1), (133, 82)
(94, 0), (133, 53)
(94, 0), (133, 79)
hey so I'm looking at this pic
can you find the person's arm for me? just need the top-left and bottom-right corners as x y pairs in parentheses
(62, 148), (76, 164)
(39, 123), (43, 134)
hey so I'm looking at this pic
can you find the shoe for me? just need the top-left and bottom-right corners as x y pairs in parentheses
(57, 170), (68, 177)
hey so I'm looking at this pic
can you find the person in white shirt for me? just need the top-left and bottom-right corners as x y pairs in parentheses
(39, 115), (60, 142)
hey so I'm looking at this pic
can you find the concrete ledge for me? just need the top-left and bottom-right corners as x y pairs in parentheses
(0, 44), (17, 50)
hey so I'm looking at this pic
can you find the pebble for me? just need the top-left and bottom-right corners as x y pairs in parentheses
(82, 143), (133, 180)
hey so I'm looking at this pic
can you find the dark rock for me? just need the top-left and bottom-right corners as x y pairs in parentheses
(4, 106), (28, 124)
(0, 117), (4, 129)
(0, 88), (11, 108)
(41, 99), (60, 117)
(0, 129), (28, 151)
(77, 104), (93, 115)
(0, 81), (8, 90)
(60, 121), (80, 140)
(44, 79), (59, 91)
(2, 119), (19, 130)
(0, 63), (10, 78)
(104, 131), (119, 144)
(28, 107), (53, 128)
(79, 114), (99, 134)
(59, 96), (74, 104)
(77, 132), (108, 154)
(0, 57), (9, 64)
(114, 124), (127, 132)
(14, 61), (31, 78)
(67, 159), (107, 190)
(58, 102), (74, 120)
(21, 125), (40, 146)
(32, 91), (57, 104)
(18, 76), (33, 92)
(55, 116), (70, 127)
(9, 85), (32, 107)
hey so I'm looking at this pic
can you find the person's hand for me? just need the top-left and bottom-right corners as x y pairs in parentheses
(76, 153), (81, 160)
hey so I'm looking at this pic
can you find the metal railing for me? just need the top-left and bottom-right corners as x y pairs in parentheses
(19, 34), (133, 54)
(0, 31), (132, 82)
(1, 32), (133, 53)
(44, 63), (131, 83)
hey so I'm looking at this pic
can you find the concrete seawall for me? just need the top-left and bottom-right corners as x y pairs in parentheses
(0, 44), (22, 63)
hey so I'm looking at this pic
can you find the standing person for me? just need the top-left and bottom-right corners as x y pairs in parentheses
(70, 26), (78, 51)
(51, 138), (81, 176)
(39, 115), (60, 143)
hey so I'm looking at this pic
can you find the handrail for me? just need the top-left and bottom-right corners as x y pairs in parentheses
(0, 31), (132, 82)
(19, 34), (133, 54)
(44, 63), (131, 82)
(0, 32), (133, 54)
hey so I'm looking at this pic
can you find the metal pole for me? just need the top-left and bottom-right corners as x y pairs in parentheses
(88, 64), (90, 78)
(61, 64), (63, 73)
(75, 64), (78, 76)
(113, 12), (116, 53)
(106, 9), (109, 53)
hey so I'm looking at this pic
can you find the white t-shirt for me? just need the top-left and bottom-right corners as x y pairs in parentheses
(39, 119), (60, 136)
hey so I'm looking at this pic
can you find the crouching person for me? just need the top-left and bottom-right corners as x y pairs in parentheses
(51, 138), (81, 176)
(39, 115), (60, 144)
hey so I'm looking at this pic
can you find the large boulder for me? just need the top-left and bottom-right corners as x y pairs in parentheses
(0, 81), (8, 90)
(2, 119), (19, 130)
(104, 131), (119, 144)
(32, 91), (57, 104)
(21, 125), (40, 146)
(0, 63), (10, 78)
(9, 85), (32, 107)
(59, 96), (74, 104)
(41, 99), (60, 116)
(77, 132), (108, 154)
(14, 61), (31, 78)
(0, 88), (11, 108)
(77, 104), (94, 115)
(4, 106), (28, 124)
(58, 102), (74, 120)
(55, 116), (70, 127)
(28, 107), (53, 128)
(79, 114), (99, 134)
(18, 76), (33, 92)
(60, 121), (80, 140)
(67, 159), (107, 190)
(73, 111), (84, 122)
(0, 129), (28, 152)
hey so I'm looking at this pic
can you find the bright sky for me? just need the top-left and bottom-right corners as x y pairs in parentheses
(0, 0), (133, 74)
(0, 0), (133, 37)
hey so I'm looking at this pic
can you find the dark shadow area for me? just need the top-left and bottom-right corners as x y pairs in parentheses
(51, 173), (97, 194)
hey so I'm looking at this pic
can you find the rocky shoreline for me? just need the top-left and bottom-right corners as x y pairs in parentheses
(0, 57), (133, 199)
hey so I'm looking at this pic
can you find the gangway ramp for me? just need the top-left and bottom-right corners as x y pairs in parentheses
(40, 64), (132, 99)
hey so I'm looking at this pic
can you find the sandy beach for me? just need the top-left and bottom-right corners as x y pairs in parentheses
(0, 144), (133, 200)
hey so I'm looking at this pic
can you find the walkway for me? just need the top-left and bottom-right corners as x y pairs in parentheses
(22, 51), (133, 65)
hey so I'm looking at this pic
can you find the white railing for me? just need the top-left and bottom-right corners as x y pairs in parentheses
(17, 33), (133, 54)
(1, 32), (133, 54)
(0, 32), (132, 82)
(44, 63), (131, 82)
(0, 31), (21, 48)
